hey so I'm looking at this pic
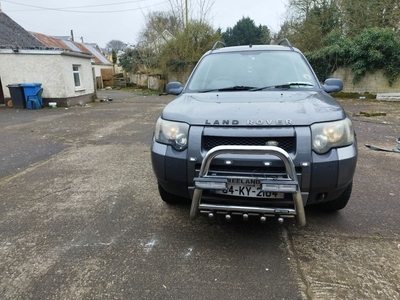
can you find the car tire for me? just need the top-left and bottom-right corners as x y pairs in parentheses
(318, 182), (353, 211)
(158, 183), (185, 204)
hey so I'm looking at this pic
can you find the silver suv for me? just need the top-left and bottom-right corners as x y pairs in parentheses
(151, 39), (357, 226)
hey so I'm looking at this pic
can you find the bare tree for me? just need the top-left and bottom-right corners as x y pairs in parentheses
(166, 0), (215, 26)
(125, 0), (219, 74)
(280, 0), (342, 51)
(138, 11), (183, 47)
(339, 0), (400, 36)
(134, 11), (184, 70)
(279, 0), (400, 51)
(105, 40), (127, 52)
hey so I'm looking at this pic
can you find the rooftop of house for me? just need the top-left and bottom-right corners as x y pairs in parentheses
(0, 11), (111, 65)
(31, 32), (112, 65)
(0, 11), (43, 49)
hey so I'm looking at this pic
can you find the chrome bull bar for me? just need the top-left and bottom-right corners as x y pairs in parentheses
(190, 145), (306, 226)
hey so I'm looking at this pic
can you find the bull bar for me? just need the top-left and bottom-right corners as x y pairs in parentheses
(189, 145), (306, 226)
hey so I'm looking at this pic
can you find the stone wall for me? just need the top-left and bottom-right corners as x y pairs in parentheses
(148, 75), (165, 91)
(128, 73), (148, 87)
(332, 68), (400, 94)
(127, 64), (195, 91)
(166, 64), (195, 86)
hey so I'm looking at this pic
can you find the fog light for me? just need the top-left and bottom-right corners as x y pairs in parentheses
(260, 180), (298, 193)
(194, 177), (228, 190)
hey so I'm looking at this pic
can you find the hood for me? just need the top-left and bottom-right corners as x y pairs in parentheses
(161, 91), (346, 126)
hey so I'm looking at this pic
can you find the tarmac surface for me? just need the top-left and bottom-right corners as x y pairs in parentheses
(0, 89), (399, 299)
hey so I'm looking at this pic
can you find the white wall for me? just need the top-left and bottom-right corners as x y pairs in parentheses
(0, 49), (94, 99)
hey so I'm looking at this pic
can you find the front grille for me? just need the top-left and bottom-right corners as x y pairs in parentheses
(195, 164), (302, 174)
(203, 136), (295, 153)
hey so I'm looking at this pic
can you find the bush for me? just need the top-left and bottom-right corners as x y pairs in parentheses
(306, 28), (400, 86)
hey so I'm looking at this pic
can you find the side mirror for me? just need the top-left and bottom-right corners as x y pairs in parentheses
(166, 82), (183, 95)
(323, 78), (343, 93)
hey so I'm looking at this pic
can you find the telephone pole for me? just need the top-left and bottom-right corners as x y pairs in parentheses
(185, 0), (188, 28)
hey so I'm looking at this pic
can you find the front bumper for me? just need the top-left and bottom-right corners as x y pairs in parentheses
(151, 141), (357, 200)
(189, 145), (306, 226)
(151, 129), (357, 222)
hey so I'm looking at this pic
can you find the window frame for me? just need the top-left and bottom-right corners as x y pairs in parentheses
(72, 65), (82, 88)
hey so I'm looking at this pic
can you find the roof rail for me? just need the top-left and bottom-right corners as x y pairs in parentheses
(211, 41), (226, 51)
(277, 38), (294, 50)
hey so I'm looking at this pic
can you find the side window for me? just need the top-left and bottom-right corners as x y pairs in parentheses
(72, 65), (81, 87)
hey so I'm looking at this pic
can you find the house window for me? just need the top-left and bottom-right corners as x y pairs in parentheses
(72, 65), (81, 87)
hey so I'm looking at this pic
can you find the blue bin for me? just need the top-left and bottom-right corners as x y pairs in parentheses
(20, 83), (43, 109)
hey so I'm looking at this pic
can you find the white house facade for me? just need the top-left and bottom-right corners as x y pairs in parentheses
(0, 10), (112, 107)
(0, 48), (94, 106)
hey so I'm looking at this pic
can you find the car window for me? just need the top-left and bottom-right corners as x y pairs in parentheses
(187, 51), (317, 92)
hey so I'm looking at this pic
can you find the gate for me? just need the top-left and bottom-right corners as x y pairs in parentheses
(101, 69), (114, 87)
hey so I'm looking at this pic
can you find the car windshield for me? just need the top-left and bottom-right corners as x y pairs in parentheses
(186, 50), (318, 92)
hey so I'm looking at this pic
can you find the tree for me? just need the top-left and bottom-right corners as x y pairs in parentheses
(128, 0), (219, 73)
(340, 0), (400, 37)
(278, 0), (341, 51)
(111, 49), (117, 65)
(305, 28), (400, 85)
(138, 11), (183, 49)
(350, 28), (400, 85)
(105, 40), (127, 52)
(160, 21), (222, 71)
(118, 47), (140, 73)
(278, 0), (400, 52)
(166, 0), (215, 27)
(260, 25), (272, 44)
(222, 17), (270, 46)
(133, 11), (183, 71)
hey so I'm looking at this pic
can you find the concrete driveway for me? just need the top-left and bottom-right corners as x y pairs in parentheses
(0, 90), (399, 299)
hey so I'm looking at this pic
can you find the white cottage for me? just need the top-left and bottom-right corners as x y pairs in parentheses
(0, 10), (111, 107)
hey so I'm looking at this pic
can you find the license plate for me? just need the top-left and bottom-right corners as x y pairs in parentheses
(215, 179), (284, 199)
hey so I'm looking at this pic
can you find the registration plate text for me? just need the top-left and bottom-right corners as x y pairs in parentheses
(215, 179), (284, 199)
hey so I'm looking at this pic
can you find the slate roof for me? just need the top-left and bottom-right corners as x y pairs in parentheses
(0, 11), (43, 48)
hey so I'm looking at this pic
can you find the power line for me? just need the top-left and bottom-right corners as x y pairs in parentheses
(2, 0), (168, 13)
(4, 0), (147, 10)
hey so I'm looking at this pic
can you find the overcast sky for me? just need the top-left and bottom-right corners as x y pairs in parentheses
(1, 0), (287, 48)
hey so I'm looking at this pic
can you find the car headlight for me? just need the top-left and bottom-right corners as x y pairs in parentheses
(311, 118), (355, 154)
(154, 118), (189, 151)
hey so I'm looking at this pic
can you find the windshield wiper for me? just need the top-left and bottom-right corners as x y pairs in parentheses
(250, 82), (314, 91)
(198, 86), (257, 93)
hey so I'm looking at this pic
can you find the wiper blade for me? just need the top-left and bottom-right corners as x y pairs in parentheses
(250, 82), (314, 91)
(198, 86), (257, 93)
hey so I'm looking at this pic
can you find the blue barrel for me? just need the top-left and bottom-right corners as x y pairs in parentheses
(20, 83), (42, 109)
